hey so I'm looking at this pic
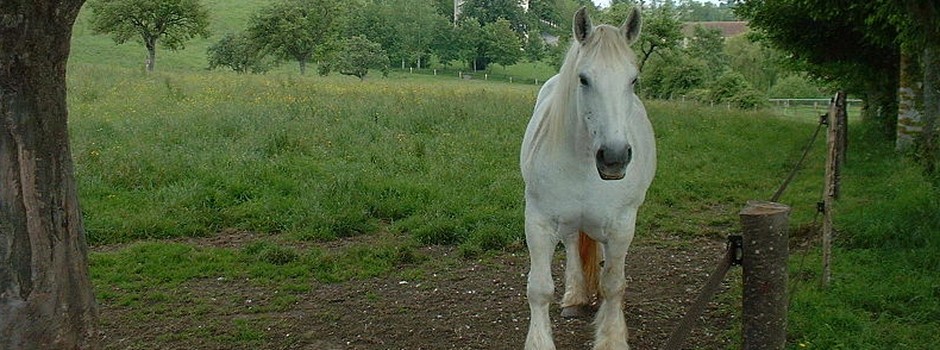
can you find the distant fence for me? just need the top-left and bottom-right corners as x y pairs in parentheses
(770, 98), (862, 117)
(392, 67), (548, 85)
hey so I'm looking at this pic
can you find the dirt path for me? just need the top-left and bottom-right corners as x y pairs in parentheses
(96, 234), (739, 349)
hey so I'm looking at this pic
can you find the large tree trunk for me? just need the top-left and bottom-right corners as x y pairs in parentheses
(0, 1), (98, 349)
(862, 69), (900, 141)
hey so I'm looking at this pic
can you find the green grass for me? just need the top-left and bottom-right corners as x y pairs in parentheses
(785, 125), (940, 350)
(67, 4), (939, 344)
(69, 65), (533, 249)
(70, 62), (939, 348)
(69, 64), (832, 249)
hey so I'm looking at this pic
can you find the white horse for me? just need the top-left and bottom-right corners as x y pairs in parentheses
(520, 6), (655, 350)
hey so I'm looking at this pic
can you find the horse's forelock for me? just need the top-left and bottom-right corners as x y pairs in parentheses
(579, 25), (637, 66)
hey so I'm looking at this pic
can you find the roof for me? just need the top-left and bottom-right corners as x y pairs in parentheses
(682, 21), (749, 38)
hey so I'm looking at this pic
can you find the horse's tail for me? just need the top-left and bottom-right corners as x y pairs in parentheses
(579, 231), (600, 299)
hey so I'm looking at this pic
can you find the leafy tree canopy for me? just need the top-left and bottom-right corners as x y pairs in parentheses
(326, 36), (390, 80)
(460, 0), (528, 34)
(207, 32), (271, 74)
(480, 18), (524, 67)
(347, 0), (449, 68)
(736, 0), (900, 136)
(247, 0), (343, 75)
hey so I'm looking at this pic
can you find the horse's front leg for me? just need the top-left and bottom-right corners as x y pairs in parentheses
(593, 216), (637, 350)
(525, 211), (560, 350)
(593, 237), (630, 350)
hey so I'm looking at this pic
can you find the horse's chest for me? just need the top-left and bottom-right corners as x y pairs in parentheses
(526, 171), (636, 215)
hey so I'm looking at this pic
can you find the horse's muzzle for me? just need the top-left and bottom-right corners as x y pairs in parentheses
(595, 145), (632, 181)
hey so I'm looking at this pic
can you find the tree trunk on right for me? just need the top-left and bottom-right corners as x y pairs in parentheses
(897, 50), (923, 151)
(920, 44), (939, 176)
(862, 69), (900, 141)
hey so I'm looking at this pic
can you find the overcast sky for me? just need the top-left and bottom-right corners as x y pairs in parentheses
(592, 0), (723, 8)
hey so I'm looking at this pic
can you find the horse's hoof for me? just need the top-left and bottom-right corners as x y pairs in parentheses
(561, 305), (593, 318)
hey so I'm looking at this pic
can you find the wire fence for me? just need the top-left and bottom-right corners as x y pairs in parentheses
(663, 92), (848, 350)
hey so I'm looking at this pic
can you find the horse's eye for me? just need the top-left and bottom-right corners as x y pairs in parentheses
(579, 75), (589, 87)
(631, 77), (638, 86)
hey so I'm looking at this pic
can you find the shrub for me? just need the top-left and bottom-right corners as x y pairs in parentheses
(704, 70), (768, 109)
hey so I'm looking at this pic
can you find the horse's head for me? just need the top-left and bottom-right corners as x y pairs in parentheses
(571, 6), (642, 181)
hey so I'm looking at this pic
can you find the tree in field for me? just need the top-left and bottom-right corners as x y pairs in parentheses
(247, 0), (343, 75)
(480, 18), (524, 69)
(207, 32), (272, 74)
(88, 0), (210, 72)
(324, 36), (390, 80)
(347, 0), (449, 69)
(685, 25), (728, 75)
(640, 52), (708, 99)
(434, 17), (483, 68)
(524, 30), (548, 62)
(1, 0), (98, 348)
(635, 3), (683, 72)
(724, 35), (785, 94)
(460, 0), (529, 34)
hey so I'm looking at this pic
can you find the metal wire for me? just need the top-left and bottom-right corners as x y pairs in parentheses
(770, 115), (827, 202)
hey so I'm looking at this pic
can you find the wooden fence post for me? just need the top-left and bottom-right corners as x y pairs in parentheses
(740, 200), (790, 350)
(822, 91), (846, 287)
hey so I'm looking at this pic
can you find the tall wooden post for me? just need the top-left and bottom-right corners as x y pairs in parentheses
(822, 92), (846, 287)
(740, 200), (790, 350)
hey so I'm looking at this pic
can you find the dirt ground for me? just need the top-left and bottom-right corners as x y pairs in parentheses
(95, 233), (739, 350)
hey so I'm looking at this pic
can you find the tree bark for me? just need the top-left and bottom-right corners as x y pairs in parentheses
(861, 69), (900, 141)
(145, 39), (157, 72)
(0, 1), (98, 349)
(897, 50), (923, 151)
(921, 44), (939, 176)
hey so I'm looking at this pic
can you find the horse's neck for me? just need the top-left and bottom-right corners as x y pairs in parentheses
(523, 76), (590, 170)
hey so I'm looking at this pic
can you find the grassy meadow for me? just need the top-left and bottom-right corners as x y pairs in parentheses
(66, 1), (938, 348)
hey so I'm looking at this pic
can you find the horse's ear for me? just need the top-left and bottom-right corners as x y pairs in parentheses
(573, 6), (592, 43)
(621, 6), (642, 45)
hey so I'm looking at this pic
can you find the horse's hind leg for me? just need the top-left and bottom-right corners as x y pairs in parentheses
(525, 213), (559, 350)
(561, 232), (593, 318)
